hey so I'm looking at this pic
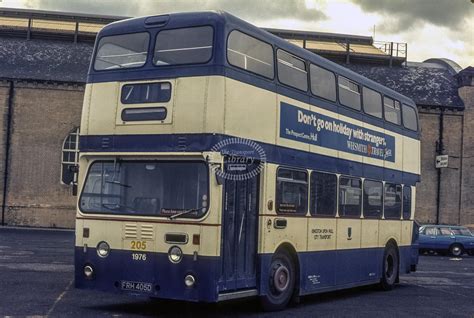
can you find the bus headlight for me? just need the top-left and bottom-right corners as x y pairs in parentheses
(168, 246), (183, 263)
(97, 241), (110, 258)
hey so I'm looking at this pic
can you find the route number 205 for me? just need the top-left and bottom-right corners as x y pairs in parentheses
(130, 240), (147, 250)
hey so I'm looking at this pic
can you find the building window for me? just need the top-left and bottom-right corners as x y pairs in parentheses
(276, 167), (308, 214)
(61, 128), (80, 185)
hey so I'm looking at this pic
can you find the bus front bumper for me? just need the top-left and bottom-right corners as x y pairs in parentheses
(74, 247), (220, 302)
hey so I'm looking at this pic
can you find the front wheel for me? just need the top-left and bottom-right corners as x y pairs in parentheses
(380, 244), (399, 291)
(449, 244), (464, 257)
(260, 250), (296, 311)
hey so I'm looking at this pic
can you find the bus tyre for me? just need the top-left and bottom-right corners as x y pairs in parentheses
(449, 244), (464, 257)
(380, 244), (399, 291)
(261, 250), (296, 311)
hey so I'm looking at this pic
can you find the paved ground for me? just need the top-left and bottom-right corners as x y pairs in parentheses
(0, 227), (473, 318)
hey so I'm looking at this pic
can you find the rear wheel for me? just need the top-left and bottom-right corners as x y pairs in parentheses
(261, 250), (296, 311)
(449, 244), (464, 257)
(380, 244), (399, 291)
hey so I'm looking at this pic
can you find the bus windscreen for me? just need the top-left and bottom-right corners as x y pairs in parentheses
(79, 161), (209, 218)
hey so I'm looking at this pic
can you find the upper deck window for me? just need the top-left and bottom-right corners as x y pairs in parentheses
(153, 26), (213, 66)
(402, 104), (418, 131)
(363, 87), (383, 118)
(384, 96), (401, 125)
(310, 64), (336, 101)
(277, 50), (308, 91)
(94, 32), (149, 71)
(227, 30), (274, 79)
(338, 76), (361, 110)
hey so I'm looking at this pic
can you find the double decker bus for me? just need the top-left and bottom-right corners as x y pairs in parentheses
(75, 11), (420, 311)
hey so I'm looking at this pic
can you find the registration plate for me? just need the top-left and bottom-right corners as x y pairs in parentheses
(120, 280), (153, 293)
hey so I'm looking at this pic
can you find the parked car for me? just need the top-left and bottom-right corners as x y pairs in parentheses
(419, 225), (474, 256)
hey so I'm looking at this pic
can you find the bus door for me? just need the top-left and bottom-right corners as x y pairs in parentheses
(219, 161), (260, 292)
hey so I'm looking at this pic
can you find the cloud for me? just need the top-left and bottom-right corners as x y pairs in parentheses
(21, 0), (327, 23)
(351, 0), (473, 32)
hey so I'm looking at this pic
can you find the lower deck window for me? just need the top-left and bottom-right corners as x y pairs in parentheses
(276, 168), (308, 214)
(363, 180), (382, 218)
(384, 183), (402, 219)
(402, 186), (412, 220)
(310, 171), (337, 216)
(80, 161), (209, 218)
(339, 176), (361, 217)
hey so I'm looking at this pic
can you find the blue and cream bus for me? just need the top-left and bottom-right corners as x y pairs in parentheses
(75, 11), (420, 311)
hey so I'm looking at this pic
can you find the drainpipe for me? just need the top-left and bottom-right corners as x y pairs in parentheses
(1, 80), (14, 226)
(435, 110), (444, 225)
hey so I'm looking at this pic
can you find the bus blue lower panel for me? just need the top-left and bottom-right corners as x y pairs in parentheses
(75, 247), (221, 302)
(258, 246), (413, 297)
(75, 245), (414, 302)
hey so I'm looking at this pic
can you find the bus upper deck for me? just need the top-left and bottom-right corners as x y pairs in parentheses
(80, 11), (420, 186)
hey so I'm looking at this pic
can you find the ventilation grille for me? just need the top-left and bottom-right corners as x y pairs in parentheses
(123, 223), (154, 240)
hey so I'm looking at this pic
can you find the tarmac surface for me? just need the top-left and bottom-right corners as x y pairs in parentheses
(0, 227), (473, 317)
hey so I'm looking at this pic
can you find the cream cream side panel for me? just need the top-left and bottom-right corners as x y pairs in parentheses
(361, 219), (379, 248)
(307, 218), (337, 251)
(401, 220), (413, 246)
(224, 78), (276, 144)
(379, 220), (402, 247)
(336, 219), (361, 250)
(87, 82), (119, 135)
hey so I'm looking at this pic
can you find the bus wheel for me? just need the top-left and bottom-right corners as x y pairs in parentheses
(380, 244), (399, 291)
(261, 250), (296, 311)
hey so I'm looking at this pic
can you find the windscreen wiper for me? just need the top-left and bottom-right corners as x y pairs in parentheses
(168, 207), (205, 220)
(105, 180), (131, 188)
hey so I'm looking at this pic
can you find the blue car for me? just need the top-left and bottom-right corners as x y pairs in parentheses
(419, 225), (474, 256)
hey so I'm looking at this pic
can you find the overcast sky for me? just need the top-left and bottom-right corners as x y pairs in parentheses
(2, 0), (473, 68)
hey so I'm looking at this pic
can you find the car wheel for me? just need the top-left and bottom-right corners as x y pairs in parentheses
(380, 244), (399, 291)
(449, 244), (464, 257)
(261, 250), (296, 311)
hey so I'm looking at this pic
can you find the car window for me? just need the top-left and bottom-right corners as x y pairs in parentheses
(425, 227), (439, 236)
(450, 227), (473, 236)
(439, 228), (452, 236)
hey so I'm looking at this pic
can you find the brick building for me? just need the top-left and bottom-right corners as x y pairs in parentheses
(0, 8), (472, 228)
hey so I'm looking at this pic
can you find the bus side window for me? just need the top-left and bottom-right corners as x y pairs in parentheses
(276, 168), (308, 215)
(338, 76), (361, 111)
(277, 49), (308, 91)
(363, 179), (383, 219)
(362, 87), (383, 118)
(402, 186), (412, 220)
(384, 183), (402, 219)
(402, 104), (418, 131)
(227, 30), (274, 79)
(310, 171), (337, 217)
(384, 96), (401, 125)
(310, 64), (337, 102)
(339, 176), (362, 217)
